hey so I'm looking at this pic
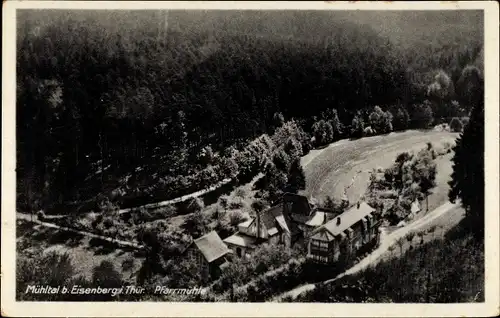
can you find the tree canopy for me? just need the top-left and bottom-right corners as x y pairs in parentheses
(448, 67), (484, 237)
(16, 10), (484, 213)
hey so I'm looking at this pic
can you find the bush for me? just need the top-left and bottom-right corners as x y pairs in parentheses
(181, 211), (210, 238)
(17, 250), (76, 301)
(368, 106), (393, 134)
(312, 119), (334, 146)
(213, 217), (234, 239)
(363, 126), (375, 136)
(140, 205), (177, 222)
(234, 257), (349, 302)
(178, 197), (205, 215)
(92, 260), (123, 288)
(393, 107), (410, 131)
(365, 144), (437, 221)
(460, 116), (470, 127)
(121, 257), (136, 272)
(411, 101), (434, 129)
(229, 211), (247, 227)
(449, 117), (464, 132)
(229, 200), (244, 210)
(350, 113), (365, 138)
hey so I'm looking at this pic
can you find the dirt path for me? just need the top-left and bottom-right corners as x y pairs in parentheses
(17, 213), (144, 250)
(273, 201), (460, 302)
(118, 178), (232, 214)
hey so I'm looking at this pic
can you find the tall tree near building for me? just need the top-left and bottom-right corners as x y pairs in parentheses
(414, 146), (437, 212)
(448, 66), (484, 237)
(286, 158), (306, 194)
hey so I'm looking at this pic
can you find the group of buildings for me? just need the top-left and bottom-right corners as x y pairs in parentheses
(183, 193), (382, 282)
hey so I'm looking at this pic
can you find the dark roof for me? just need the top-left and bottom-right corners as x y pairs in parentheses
(278, 212), (301, 235)
(260, 204), (283, 230)
(283, 193), (312, 216)
(257, 202), (301, 236)
(193, 231), (230, 263)
(290, 207), (336, 227)
(321, 202), (375, 237)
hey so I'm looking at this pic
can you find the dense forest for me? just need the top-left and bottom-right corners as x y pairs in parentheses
(16, 10), (484, 213)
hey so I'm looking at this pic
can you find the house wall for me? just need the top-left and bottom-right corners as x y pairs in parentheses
(268, 233), (280, 245)
(241, 220), (268, 239)
(350, 222), (363, 252)
(238, 223), (251, 235)
(281, 232), (292, 247)
(187, 247), (210, 282)
(226, 242), (251, 258)
(209, 256), (227, 280)
(239, 222), (254, 236)
(308, 213), (381, 264)
(298, 224), (315, 239)
(308, 238), (329, 263)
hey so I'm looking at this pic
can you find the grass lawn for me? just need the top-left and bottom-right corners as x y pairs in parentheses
(302, 130), (459, 203)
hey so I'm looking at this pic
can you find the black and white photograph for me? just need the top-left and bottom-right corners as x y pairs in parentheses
(2, 1), (499, 317)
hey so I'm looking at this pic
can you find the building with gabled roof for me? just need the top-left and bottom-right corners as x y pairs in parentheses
(223, 193), (338, 258)
(223, 202), (300, 257)
(307, 201), (381, 264)
(183, 231), (232, 282)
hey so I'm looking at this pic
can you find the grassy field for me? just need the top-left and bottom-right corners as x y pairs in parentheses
(301, 130), (459, 203)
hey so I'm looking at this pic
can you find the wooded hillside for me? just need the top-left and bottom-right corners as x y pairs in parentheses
(16, 10), (483, 213)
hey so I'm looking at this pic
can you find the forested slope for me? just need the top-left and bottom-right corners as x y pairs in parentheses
(16, 10), (483, 213)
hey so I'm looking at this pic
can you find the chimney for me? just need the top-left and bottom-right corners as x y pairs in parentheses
(357, 201), (360, 209)
(336, 217), (341, 226)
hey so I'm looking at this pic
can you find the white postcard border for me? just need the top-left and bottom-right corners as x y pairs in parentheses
(2, 1), (498, 317)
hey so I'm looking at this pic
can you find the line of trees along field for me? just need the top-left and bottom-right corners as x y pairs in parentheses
(16, 10), (483, 214)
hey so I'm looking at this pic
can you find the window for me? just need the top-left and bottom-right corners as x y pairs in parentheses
(311, 240), (328, 249)
(310, 239), (329, 262)
(311, 255), (328, 262)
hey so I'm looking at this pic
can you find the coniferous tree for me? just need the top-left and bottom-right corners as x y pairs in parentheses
(448, 67), (484, 237)
(393, 107), (410, 131)
(449, 117), (464, 132)
(411, 101), (434, 129)
(286, 158), (306, 194)
(350, 113), (365, 138)
(321, 108), (343, 138)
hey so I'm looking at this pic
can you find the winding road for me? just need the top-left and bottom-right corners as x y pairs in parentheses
(118, 178), (232, 214)
(272, 201), (462, 302)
